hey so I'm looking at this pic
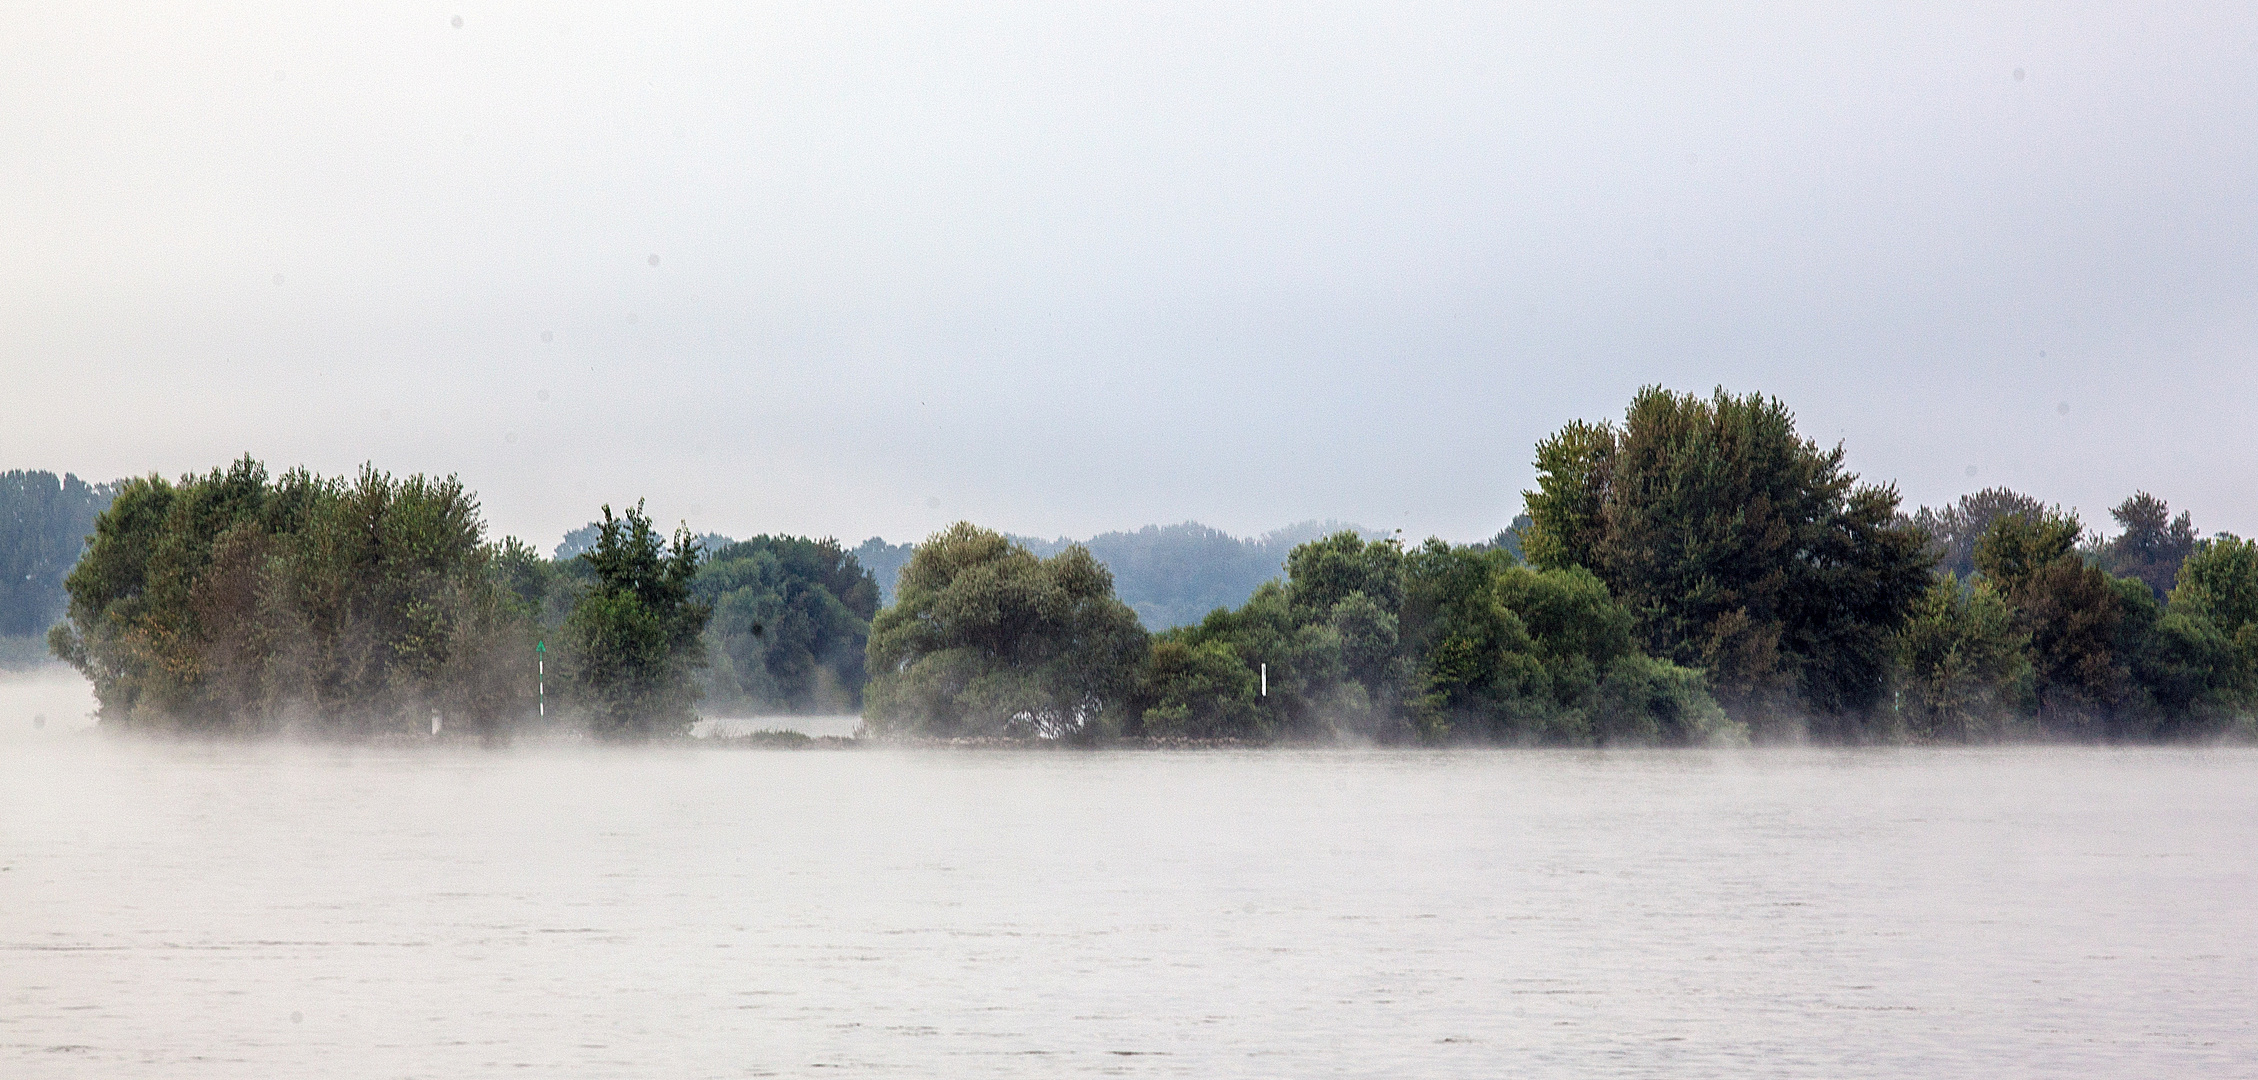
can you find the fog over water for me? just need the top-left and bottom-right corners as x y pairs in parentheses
(5, 686), (2252, 1076)
(11, 6), (2257, 1072)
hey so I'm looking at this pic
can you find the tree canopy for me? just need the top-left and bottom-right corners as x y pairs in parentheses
(1131, 531), (1731, 745)
(696, 535), (879, 713)
(50, 458), (532, 733)
(563, 503), (712, 738)
(863, 523), (1148, 739)
(2096, 492), (2199, 599)
(0, 470), (118, 638)
(1522, 386), (1933, 730)
(1911, 488), (2047, 579)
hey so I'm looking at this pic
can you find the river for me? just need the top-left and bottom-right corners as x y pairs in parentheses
(3, 675), (2253, 1076)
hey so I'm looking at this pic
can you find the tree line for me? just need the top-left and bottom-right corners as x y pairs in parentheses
(1, 471), (119, 647)
(865, 387), (2256, 743)
(863, 521), (1730, 743)
(33, 385), (2258, 741)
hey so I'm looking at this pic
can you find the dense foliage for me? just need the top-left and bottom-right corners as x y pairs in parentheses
(25, 391), (2257, 745)
(1891, 494), (2254, 740)
(1912, 488), (2048, 580)
(562, 503), (712, 738)
(1522, 387), (1933, 734)
(1128, 532), (1732, 744)
(50, 458), (533, 734)
(2093, 492), (2199, 599)
(863, 524), (1148, 738)
(0, 470), (118, 639)
(696, 535), (879, 713)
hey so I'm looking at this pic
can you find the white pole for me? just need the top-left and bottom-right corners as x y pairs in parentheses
(1260, 663), (1267, 697)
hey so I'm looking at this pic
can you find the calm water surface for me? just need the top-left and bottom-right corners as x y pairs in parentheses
(3, 698), (2253, 1076)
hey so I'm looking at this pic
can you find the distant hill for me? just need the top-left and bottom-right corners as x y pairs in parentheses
(567, 518), (1402, 631)
(843, 520), (1369, 630)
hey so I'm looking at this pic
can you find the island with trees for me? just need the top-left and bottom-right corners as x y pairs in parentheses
(19, 385), (2258, 744)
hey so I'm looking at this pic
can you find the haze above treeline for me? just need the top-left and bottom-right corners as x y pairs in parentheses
(12, 385), (2258, 746)
(10, 7), (2258, 554)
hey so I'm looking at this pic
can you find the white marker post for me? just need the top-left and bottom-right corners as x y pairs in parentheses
(1260, 662), (1267, 698)
(537, 640), (547, 718)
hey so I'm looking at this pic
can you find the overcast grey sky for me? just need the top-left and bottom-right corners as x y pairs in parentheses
(5, 3), (2253, 548)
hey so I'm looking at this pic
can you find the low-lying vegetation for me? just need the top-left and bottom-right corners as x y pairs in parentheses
(30, 386), (2258, 745)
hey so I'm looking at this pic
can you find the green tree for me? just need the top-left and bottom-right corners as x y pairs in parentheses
(2107, 576), (2243, 734)
(863, 523), (1148, 739)
(1138, 581), (1354, 740)
(696, 535), (879, 713)
(2167, 534), (2258, 712)
(1523, 386), (1932, 729)
(2172, 535), (2258, 656)
(1911, 488), (2047, 579)
(1974, 510), (2124, 733)
(49, 457), (535, 734)
(1521, 420), (1616, 574)
(1892, 576), (2031, 740)
(0, 470), (120, 639)
(1135, 533), (1729, 746)
(1135, 639), (1262, 738)
(1497, 563), (1727, 743)
(2098, 492), (2199, 600)
(563, 502), (712, 738)
(1399, 540), (1534, 740)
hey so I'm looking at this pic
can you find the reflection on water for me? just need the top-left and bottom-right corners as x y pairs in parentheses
(2, 690), (2253, 1076)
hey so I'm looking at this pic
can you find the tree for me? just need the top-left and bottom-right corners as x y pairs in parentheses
(1398, 540), (1524, 739)
(1473, 514), (1533, 562)
(851, 537), (917, 606)
(1911, 488), (2047, 579)
(1135, 639), (1262, 738)
(1134, 532), (1730, 746)
(863, 523), (1148, 739)
(2098, 493), (2199, 599)
(2108, 576), (2242, 734)
(864, 519), (1373, 629)
(2171, 535), (2258, 648)
(563, 502), (711, 738)
(49, 457), (535, 733)
(0, 470), (119, 638)
(1139, 581), (1353, 740)
(2165, 534), (2258, 709)
(1522, 386), (1933, 728)
(1521, 421), (1615, 573)
(696, 535), (879, 713)
(1974, 510), (2124, 733)
(1893, 576), (2031, 740)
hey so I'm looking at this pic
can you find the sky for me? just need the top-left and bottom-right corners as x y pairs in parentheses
(4, 3), (2254, 550)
